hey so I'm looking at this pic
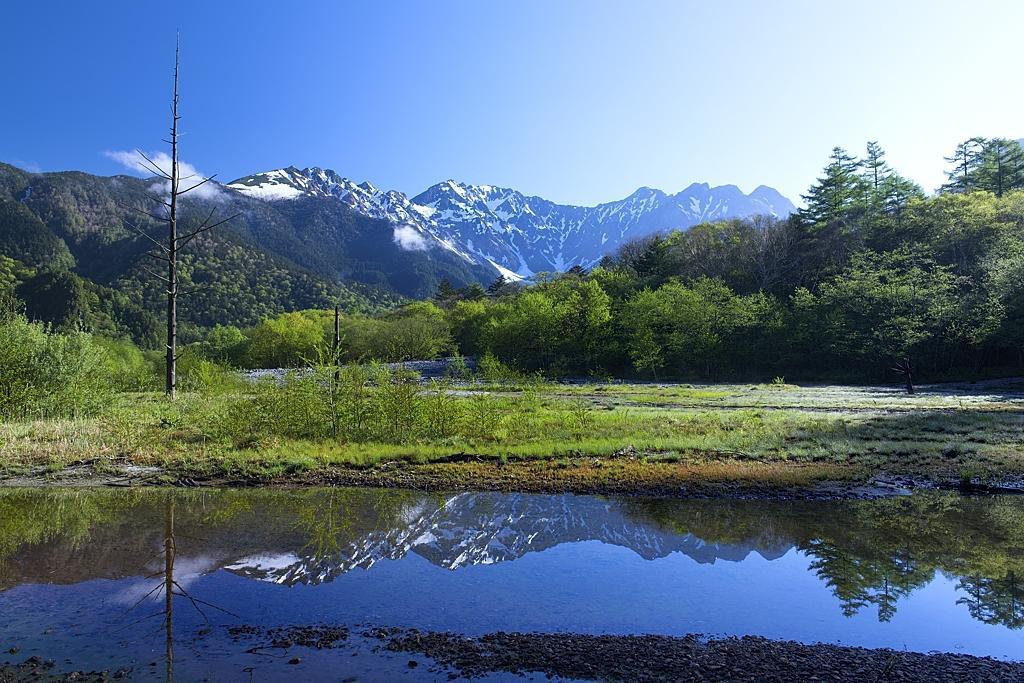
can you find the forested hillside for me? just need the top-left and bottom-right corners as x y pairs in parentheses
(424, 139), (1024, 385)
(0, 162), (485, 343)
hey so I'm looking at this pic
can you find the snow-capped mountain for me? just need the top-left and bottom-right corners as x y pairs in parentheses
(228, 168), (795, 279)
(224, 492), (791, 586)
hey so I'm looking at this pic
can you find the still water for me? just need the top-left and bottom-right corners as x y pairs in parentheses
(0, 487), (1021, 679)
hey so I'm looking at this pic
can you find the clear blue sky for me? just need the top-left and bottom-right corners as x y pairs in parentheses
(1, 0), (1021, 205)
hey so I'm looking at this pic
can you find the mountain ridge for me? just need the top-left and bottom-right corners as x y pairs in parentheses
(228, 168), (796, 276)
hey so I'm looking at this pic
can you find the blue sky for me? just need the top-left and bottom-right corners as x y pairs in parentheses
(1, 0), (1021, 205)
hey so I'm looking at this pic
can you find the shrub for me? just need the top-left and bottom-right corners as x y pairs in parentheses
(563, 398), (595, 439)
(0, 315), (113, 419)
(422, 379), (462, 438)
(371, 364), (422, 442)
(477, 352), (541, 387)
(333, 363), (373, 441)
(93, 336), (159, 392)
(177, 348), (243, 394)
(444, 354), (473, 381)
(461, 393), (505, 441)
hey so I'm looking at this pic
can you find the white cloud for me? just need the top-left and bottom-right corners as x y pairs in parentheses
(110, 554), (220, 606)
(392, 224), (430, 251)
(104, 149), (225, 201)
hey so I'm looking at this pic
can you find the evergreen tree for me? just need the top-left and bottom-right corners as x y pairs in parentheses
(486, 276), (507, 296)
(881, 174), (925, 225)
(433, 277), (457, 304)
(862, 141), (892, 194)
(976, 138), (1024, 197)
(457, 282), (486, 300)
(799, 147), (869, 225)
(942, 137), (986, 193)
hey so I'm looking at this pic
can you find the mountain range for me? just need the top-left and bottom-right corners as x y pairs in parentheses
(0, 160), (793, 334)
(228, 167), (796, 278)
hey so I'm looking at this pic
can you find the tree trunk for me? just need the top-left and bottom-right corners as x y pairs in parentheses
(902, 358), (914, 395)
(165, 40), (181, 398)
(333, 304), (341, 382)
(164, 496), (175, 682)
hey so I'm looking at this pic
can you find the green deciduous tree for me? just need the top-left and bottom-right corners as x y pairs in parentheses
(794, 250), (960, 393)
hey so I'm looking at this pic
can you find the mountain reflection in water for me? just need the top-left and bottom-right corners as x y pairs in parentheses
(1, 487), (1021, 631)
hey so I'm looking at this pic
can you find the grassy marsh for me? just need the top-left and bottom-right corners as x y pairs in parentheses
(1, 376), (1022, 494)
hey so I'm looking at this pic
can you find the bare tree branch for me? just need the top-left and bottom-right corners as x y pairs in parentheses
(135, 149), (173, 180)
(123, 219), (171, 253)
(144, 191), (173, 209)
(140, 265), (172, 284)
(178, 213), (239, 248)
(177, 284), (211, 298)
(177, 175), (217, 196)
(171, 581), (239, 618)
(144, 250), (172, 264)
(123, 202), (172, 224)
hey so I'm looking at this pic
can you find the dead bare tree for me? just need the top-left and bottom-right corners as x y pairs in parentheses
(132, 35), (237, 397)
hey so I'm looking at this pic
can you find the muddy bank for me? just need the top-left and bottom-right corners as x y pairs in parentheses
(384, 629), (1024, 682)
(5, 625), (1024, 681)
(3, 457), (1022, 500)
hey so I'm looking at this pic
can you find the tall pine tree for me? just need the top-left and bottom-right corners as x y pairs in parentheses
(942, 137), (986, 193)
(976, 138), (1024, 197)
(862, 141), (892, 194)
(799, 147), (869, 225)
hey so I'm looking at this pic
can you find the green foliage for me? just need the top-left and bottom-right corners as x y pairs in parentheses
(245, 310), (325, 368)
(208, 362), (523, 447)
(236, 304), (453, 369)
(0, 255), (32, 317)
(444, 353), (472, 381)
(376, 302), (453, 361)
(93, 336), (158, 392)
(0, 198), (75, 270)
(200, 324), (248, 365)
(792, 250), (960, 374)
(620, 278), (774, 379)
(479, 276), (611, 374)
(17, 270), (92, 330)
(422, 379), (462, 439)
(0, 315), (113, 419)
(13, 269), (160, 347)
(177, 349), (243, 394)
(461, 393), (505, 441)
(372, 364), (422, 443)
(799, 147), (870, 225)
(944, 137), (1024, 198)
(564, 398), (595, 439)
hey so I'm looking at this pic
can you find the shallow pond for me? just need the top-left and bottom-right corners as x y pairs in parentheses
(0, 487), (1022, 680)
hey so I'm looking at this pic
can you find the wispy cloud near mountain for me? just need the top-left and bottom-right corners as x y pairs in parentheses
(104, 149), (224, 201)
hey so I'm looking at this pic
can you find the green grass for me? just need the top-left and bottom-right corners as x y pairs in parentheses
(1, 379), (1022, 490)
